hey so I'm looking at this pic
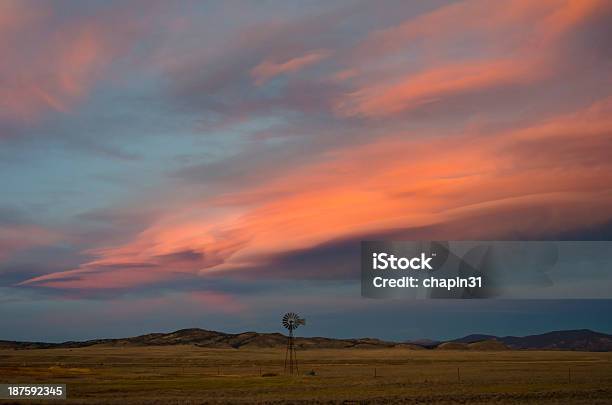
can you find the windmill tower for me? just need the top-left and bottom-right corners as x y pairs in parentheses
(282, 312), (305, 375)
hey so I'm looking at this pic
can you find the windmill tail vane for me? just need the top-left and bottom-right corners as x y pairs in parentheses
(282, 312), (305, 375)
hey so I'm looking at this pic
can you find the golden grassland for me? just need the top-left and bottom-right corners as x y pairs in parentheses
(1, 345), (611, 404)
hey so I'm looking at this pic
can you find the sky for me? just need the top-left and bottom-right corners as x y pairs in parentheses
(1, 0), (612, 342)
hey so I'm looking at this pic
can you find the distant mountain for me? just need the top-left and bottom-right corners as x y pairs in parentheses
(450, 329), (612, 352)
(499, 329), (612, 351)
(467, 340), (509, 351)
(1, 328), (610, 351)
(451, 334), (498, 344)
(436, 341), (469, 350)
(0, 328), (400, 350)
(404, 338), (440, 348)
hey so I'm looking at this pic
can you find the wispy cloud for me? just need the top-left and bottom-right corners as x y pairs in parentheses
(19, 97), (612, 289)
(0, 1), (160, 127)
(2, 0), (611, 299)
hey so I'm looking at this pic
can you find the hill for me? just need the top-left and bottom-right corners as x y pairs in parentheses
(0, 328), (400, 350)
(436, 340), (509, 350)
(1, 328), (611, 351)
(436, 342), (468, 350)
(404, 338), (440, 348)
(452, 334), (498, 344)
(499, 329), (612, 351)
(450, 329), (612, 352)
(468, 339), (509, 351)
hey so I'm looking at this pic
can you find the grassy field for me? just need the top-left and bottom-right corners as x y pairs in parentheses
(1, 345), (611, 404)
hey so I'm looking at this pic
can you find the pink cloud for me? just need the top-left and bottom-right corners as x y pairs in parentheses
(0, 2), (151, 126)
(0, 225), (63, 260)
(335, 0), (607, 118)
(20, 97), (612, 289)
(335, 57), (543, 118)
(11, 1), (612, 291)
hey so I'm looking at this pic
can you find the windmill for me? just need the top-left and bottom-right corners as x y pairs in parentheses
(282, 312), (305, 375)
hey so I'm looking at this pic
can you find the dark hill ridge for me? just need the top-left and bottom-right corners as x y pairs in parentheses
(450, 329), (612, 352)
(404, 338), (440, 348)
(0, 328), (398, 350)
(451, 334), (498, 344)
(500, 329), (612, 351)
(1, 328), (611, 351)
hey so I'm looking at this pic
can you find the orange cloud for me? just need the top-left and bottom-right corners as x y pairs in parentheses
(356, 0), (603, 57)
(251, 50), (331, 85)
(335, 57), (543, 118)
(336, 0), (607, 118)
(20, 97), (612, 289)
(220, 100), (611, 263)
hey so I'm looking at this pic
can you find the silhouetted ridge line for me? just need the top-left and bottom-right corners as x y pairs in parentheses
(1, 328), (610, 351)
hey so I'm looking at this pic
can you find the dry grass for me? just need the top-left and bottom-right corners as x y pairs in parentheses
(1, 345), (611, 404)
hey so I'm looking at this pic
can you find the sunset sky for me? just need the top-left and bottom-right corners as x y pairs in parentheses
(1, 0), (612, 342)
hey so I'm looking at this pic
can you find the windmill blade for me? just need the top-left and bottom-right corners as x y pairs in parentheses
(282, 312), (305, 330)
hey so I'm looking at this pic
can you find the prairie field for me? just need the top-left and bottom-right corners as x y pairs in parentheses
(1, 345), (611, 404)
